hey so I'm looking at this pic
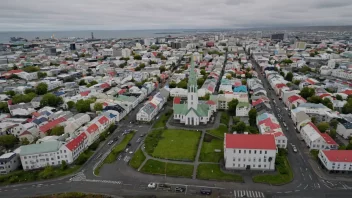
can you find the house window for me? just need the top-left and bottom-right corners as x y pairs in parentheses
(239, 150), (241, 154)
(260, 151), (262, 154)
(233, 150), (236, 153)
(254, 150), (257, 154)
(265, 151), (267, 154)
(244, 150), (246, 154)
(249, 150), (251, 154)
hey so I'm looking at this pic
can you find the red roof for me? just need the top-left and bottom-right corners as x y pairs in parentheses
(149, 102), (157, 108)
(322, 150), (352, 162)
(152, 52), (158, 57)
(225, 134), (276, 150)
(66, 132), (87, 151)
(342, 90), (352, 95)
(252, 99), (264, 106)
(32, 112), (41, 117)
(275, 83), (287, 89)
(320, 133), (338, 145)
(308, 122), (320, 132)
(98, 116), (109, 125)
(207, 85), (214, 92)
(173, 97), (181, 104)
(319, 93), (331, 99)
(39, 117), (66, 133)
(100, 83), (110, 89)
(288, 95), (306, 103)
(87, 124), (98, 134)
(206, 100), (216, 105)
(80, 91), (90, 96)
(306, 79), (316, 85)
(258, 118), (281, 130)
(1, 69), (23, 77)
(118, 89), (127, 94)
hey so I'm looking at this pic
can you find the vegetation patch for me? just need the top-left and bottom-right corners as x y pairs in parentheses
(197, 164), (243, 182)
(207, 125), (228, 138)
(200, 135), (223, 162)
(31, 192), (113, 198)
(220, 112), (230, 126)
(152, 129), (201, 161)
(140, 159), (193, 178)
(153, 109), (173, 129)
(129, 148), (146, 169)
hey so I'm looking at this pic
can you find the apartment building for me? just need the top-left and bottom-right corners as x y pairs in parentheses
(0, 153), (20, 174)
(300, 122), (338, 150)
(319, 150), (352, 172)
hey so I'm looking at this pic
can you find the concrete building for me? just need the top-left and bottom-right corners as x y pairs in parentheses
(319, 150), (352, 172)
(300, 122), (338, 150)
(336, 119), (352, 139)
(122, 48), (131, 58)
(236, 102), (250, 117)
(224, 134), (277, 171)
(0, 153), (20, 174)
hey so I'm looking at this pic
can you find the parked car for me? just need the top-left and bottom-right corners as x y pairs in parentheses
(292, 145), (297, 153)
(140, 133), (146, 137)
(108, 140), (114, 145)
(113, 137), (119, 141)
(148, 182), (156, 189)
(200, 188), (212, 195)
(175, 187), (186, 192)
(158, 184), (171, 190)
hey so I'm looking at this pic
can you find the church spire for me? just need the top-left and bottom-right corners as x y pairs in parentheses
(188, 55), (197, 91)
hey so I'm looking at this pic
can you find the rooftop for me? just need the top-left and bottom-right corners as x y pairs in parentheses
(225, 134), (276, 150)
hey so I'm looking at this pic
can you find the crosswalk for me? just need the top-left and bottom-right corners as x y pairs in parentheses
(69, 172), (86, 181)
(85, 179), (123, 185)
(233, 190), (265, 198)
(123, 156), (131, 162)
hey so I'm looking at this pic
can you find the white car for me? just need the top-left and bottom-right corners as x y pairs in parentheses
(148, 182), (156, 189)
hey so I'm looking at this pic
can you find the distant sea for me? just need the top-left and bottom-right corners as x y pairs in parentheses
(0, 29), (197, 43)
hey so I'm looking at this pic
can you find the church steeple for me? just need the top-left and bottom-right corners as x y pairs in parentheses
(187, 55), (198, 109)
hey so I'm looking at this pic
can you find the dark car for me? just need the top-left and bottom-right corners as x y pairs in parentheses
(140, 133), (146, 137)
(113, 137), (119, 141)
(200, 188), (212, 195)
(127, 143), (131, 147)
(175, 187), (186, 192)
(158, 184), (171, 190)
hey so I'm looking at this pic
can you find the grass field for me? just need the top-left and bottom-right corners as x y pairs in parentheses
(153, 109), (173, 129)
(197, 164), (243, 182)
(252, 156), (293, 185)
(140, 159), (193, 178)
(152, 129), (201, 161)
(207, 125), (228, 138)
(199, 135), (223, 162)
(221, 112), (230, 126)
(129, 148), (146, 169)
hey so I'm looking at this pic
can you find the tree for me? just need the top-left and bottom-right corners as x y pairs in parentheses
(169, 81), (177, 88)
(233, 122), (246, 133)
(311, 117), (317, 124)
(87, 80), (98, 87)
(61, 160), (68, 170)
(150, 45), (158, 50)
(336, 94), (343, 101)
(40, 93), (63, 107)
(94, 102), (103, 111)
(134, 66), (141, 71)
(12, 93), (37, 104)
(226, 74), (232, 79)
(299, 66), (312, 74)
(133, 54), (142, 60)
(299, 87), (315, 99)
(292, 104), (296, 109)
(329, 129), (337, 139)
(197, 78), (205, 88)
(322, 98), (333, 110)
(21, 138), (30, 145)
(200, 69), (206, 76)
(0, 135), (17, 149)
(317, 122), (329, 133)
(285, 72), (293, 81)
(307, 95), (322, 104)
(293, 80), (301, 85)
(139, 63), (146, 69)
(36, 82), (48, 95)
(241, 79), (247, 85)
(281, 59), (293, 65)
(79, 80), (87, 86)
(159, 66), (166, 73)
(0, 102), (9, 113)
(24, 88), (35, 94)
(67, 101), (75, 109)
(219, 90), (224, 94)
(49, 126), (64, 136)
(37, 72), (47, 79)
(5, 90), (16, 97)
(342, 100), (352, 114)
(23, 66), (40, 73)
(75, 99), (94, 113)
(245, 72), (252, 78)
(330, 119), (339, 129)
(248, 109), (257, 126)
(38, 166), (54, 179)
(177, 80), (187, 89)
(228, 99), (239, 116)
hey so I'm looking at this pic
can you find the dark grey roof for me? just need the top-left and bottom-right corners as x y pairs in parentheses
(338, 119), (352, 129)
(0, 153), (17, 163)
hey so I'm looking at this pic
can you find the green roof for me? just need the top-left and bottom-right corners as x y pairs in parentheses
(173, 104), (188, 115)
(19, 141), (62, 156)
(173, 103), (209, 117)
(196, 104), (210, 117)
(116, 95), (137, 103)
(237, 102), (250, 108)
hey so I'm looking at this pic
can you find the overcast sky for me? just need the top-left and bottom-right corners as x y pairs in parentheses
(0, 0), (351, 31)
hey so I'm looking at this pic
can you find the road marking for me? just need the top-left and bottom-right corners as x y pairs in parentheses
(297, 183), (302, 188)
(13, 189), (18, 191)
(22, 188), (27, 190)
(295, 190), (300, 192)
(285, 191), (292, 193)
(164, 183), (224, 189)
(304, 184), (308, 189)
(309, 174), (312, 180)
(324, 184), (332, 189)
(277, 192), (282, 193)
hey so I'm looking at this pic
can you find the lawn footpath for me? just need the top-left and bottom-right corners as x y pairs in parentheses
(94, 132), (135, 175)
(197, 164), (243, 182)
(252, 150), (293, 185)
(146, 129), (201, 161)
(199, 134), (223, 163)
(207, 125), (228, 138)
(140, 159), (193, 178)
(129, 148), (146, 169)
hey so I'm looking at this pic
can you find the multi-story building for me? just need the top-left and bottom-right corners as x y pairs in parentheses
(122, 48), (131, 58)
(300, 122), (338, 150)
(319, 150), (352, 172)
(224, 134), (277, 171)
(236, 102), (250, 117)
(0, 153), (20, 174)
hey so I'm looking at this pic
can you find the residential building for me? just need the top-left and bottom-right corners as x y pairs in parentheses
(300, 122), (338, 150)
(336, 119), (352, 139)
(0, 153), (20, 174)
(319, 150), (352, 172)
(224, 134), (276, 171)
(236, 102), (250, 117)
(122, 48), (131, 58)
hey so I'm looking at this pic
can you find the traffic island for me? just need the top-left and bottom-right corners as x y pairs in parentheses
(197, 163), (244, 182)
(129, 148), (146, 169)
(140, 159), (194, 178)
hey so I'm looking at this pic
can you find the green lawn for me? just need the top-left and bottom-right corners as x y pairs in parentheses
(200, 135), (223, 162)
(94, 132), (135, 175)
(140, 159), (193, 178)
(152, 129), (201, 161)
(221, 112), (230, 126)
(252, 156), (293, 185)
(153, 109), (173, 129)
(129, 148), (146, 169)
(197, 164), (243, 182)
(310, 149), (319, 161)
(207, 125), (228, 138)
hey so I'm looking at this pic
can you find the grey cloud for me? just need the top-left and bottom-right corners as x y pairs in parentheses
(0, 0), (351, 31)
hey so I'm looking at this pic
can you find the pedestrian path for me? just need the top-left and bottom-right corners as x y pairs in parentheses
(233, 190), (265, 198)
(69, 171), (86, 181)
(69, 171), (123, 185)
